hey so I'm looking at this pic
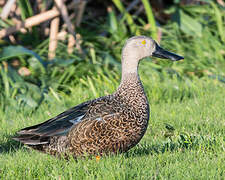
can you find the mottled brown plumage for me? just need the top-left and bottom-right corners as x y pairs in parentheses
(13, 36), (183, 158)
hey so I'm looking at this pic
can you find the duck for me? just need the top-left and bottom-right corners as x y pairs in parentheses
(13, 36), (183, 158)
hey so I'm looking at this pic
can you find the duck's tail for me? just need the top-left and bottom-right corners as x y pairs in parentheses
(13, 133), (50, 145)
(12, 123), (51, 145)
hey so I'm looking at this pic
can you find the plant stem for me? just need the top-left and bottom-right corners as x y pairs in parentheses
(112, 0), (136, 33)
(141, 0), (157, 40)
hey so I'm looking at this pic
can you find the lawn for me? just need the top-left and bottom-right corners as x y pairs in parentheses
(0, 71), (224, 179)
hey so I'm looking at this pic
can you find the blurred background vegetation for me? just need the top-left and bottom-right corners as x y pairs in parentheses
(0, 0), (224, 111)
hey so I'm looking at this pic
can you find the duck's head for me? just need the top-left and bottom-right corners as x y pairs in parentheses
(122, 36), (184, 73)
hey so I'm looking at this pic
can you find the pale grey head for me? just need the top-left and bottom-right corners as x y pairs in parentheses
(121, 36), (184, 75)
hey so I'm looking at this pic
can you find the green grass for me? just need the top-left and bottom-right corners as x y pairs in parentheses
(0, 70), (224, 179)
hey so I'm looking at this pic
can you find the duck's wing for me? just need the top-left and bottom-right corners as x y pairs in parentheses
(13, 101), (91, 145)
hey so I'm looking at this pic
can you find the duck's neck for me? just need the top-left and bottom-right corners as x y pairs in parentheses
(116, 52), (146, 94)
(121, 53), (139, 76)
(117, 72), (142, 92)
(119, 53), (140, 86)
(115, 71), (148, 109)
(116, 68), (145, 100)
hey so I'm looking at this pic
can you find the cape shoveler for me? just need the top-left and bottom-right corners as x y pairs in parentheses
(13, 36), (183, 158)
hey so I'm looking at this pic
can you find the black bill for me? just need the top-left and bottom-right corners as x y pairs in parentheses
(152, 43), (184, 61)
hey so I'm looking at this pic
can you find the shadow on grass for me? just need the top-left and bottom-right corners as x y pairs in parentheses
(125, 141), (184, 158)
(126, 134), (218, 158)
(0, 135), (23, 154)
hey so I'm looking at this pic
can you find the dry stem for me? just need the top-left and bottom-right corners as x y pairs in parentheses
(0, 9), (60, 39)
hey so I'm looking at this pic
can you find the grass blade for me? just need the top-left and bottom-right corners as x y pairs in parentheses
(141, 0), (157, 40)
(210, 2), (225, 42)
(112, 0), (136, 33)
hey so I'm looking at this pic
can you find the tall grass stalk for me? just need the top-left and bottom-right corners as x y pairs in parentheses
(141, 0), (157, 40)
(17, 0), (33, 20)
(210, 2), (225, 42)
(112, 0), (136, 33)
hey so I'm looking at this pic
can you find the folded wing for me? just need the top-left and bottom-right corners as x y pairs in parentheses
(13, 101), (90, 145)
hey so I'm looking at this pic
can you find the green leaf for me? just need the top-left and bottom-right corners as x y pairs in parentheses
(108, 7), (118, 33)
(165, 123), (175, 132)
(112, 0), (136, 33)
(17, 94), (38, 108)
(0, 46), (46, 67)
(210, 2), (225, 42)
(49, 59), (76, 67)
(141, 0), (157, 40)
(18, 0), (33, 20)
(173, 9), (202, 37)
